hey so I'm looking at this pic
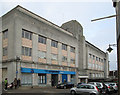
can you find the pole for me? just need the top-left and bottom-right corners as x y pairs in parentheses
(16, 59), (17, 79)
(114, 1), (120, 95)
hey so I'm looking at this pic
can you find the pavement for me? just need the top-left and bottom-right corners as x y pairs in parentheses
(1, 86), (118, 95)
(2, 86), (70, 95)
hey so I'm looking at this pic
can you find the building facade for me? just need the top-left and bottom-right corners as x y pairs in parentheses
(61, 20), (109, 83)
(84, 41), (109, 82)
(2, 6), (78, 86)
(1, 5), (109, 86)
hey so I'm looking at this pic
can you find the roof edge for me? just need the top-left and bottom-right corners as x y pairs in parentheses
(15, 5), (73, 36)
(85, 40), (107, 54)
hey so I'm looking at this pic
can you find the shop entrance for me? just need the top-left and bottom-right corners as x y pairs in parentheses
(62, 74), (67, 83)
(51, 74), (58, 87)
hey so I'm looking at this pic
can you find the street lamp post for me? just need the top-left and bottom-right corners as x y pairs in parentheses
(107, 44), (117, 53)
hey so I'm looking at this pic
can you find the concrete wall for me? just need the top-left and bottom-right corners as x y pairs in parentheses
(61, 20), (109, 80)
(0, 17), (2, 94)
(2, 10), (17, 83)
(104, 53), (109, 78)
(86, 41), (109, 79)
(13, 9), (78, 66)
(61, 20), (84, 70)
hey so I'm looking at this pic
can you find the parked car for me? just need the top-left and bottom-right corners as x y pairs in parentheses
(108, 82), (118, 92)
(77, 82), (86, 87)
(70, 84), (100, 95)
(88, 82), (103, 89)
(104, 83), (115, 93)
(88, 82), (109, 94)
(56, 82), (74, 89)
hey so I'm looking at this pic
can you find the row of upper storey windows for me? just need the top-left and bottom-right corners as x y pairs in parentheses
(2, 29), (75, 52)
(2, 29), (75, 58)
(21, 46), (75, 64)
(89, 53), (104, 63)
(22, 29), (75, 53)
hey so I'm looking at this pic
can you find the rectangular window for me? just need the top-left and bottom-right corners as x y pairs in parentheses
(62, 44), (67, 51)
(71, 58), (75, 64)
(99, 58), (101, 62)
(51, 54), (58, 60)
(21, 74), (32, 85)
(3, 47), (8, 56)
(62, 56), (67, 62)
(96, 57), (98, 61)
(93, 55), (95, 60)
(22, 46), (32, 56)
(101, 59), (103, 63)
(38, 35), (46, 44)
(51, 40), (58, 48)
(3, 29), (8, 39)
(38, 74), (46, 84)
(38, 51), (46, 59)
(89, 53), (92, 58)
(22, 29), (32, 40)
(88, 63), (91, 68)
(70, 46), (75, 53)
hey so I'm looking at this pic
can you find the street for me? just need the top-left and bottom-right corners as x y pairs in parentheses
(2, 86), (118, 95)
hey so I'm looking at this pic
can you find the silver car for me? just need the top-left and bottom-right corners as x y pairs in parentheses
(106, 83), (118, 92)
(70, 84), (100, 95)
(88, 82), (103, 89)
(104, 83), (114, 92)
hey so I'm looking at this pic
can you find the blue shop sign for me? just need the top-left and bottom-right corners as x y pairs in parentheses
(21, 67), (76, 75)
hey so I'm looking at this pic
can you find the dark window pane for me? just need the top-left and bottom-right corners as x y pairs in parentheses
(22, 29), (32, 40)
(51, 40), (58, 48)
(22, 46), (24, 55)
(22, 30), (24, 38)
(30, 33), (32, 40)
(38, 35), (46, 44)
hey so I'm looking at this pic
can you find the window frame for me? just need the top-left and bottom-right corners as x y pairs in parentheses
(3, 29), (8, 40)
(51, 40), (58, 48)
(22, 46), (32, 56)
(70, 58), (75, 64)
(51, 53), (58, 60)
(62, 56), (67, 62)
(22, 29), (32, 40)
(38, 51), (46, 59)
(70, 46), (75, 53)
(62, 44), (67, 51)
(38, 35), (46, 44)
(3, 47), (8, 56)
(38, 74), (46, 84)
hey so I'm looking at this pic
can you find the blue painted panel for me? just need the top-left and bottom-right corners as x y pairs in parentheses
(62, 74), (67, 82)
(21, 67), (76, 75)
(60, 71), (75, 74)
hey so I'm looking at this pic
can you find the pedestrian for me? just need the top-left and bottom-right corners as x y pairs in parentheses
(4, 78), (8, 91)
(17, 78), (21, 88)
(14, 78), (17, 89)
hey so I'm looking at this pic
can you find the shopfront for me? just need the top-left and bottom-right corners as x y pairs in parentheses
(21, 67), (76, 86)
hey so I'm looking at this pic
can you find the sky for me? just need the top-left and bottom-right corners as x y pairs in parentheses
(0, 0), (117, 71)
